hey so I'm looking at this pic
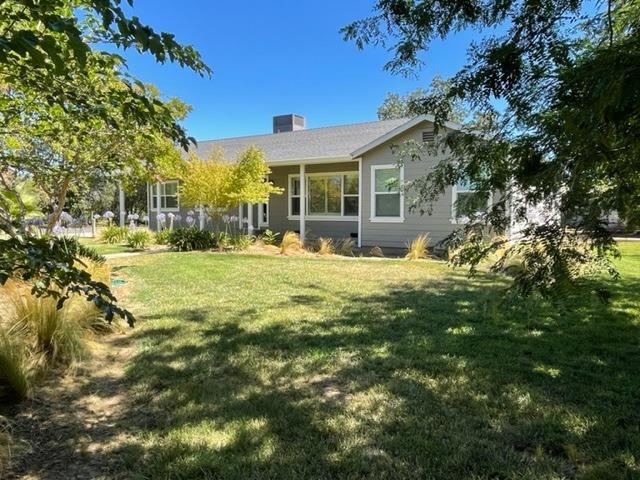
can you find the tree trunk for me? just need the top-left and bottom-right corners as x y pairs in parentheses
(46, 176), (71, 233)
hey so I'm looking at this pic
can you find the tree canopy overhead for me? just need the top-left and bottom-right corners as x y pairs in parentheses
(344, 0), (640, 298)
(0, 0), (211, 324)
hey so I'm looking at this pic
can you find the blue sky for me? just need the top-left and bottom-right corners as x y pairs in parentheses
(120, 0), (477, 140)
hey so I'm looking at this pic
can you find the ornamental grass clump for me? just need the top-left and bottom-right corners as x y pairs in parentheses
(317, 237), (335, 255)
(280, 231), (303, 255)
(7, 281), (89, 365)
(337, 238), (355, 256)
(100, 225), (128, 244)
(0, 260), (116, 402)
(405, 233), (430, 260)
(126, 229), (153, 250)
(0, 323), (33, 402)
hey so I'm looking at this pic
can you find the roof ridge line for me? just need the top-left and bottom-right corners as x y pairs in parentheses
(194, 117), (410, 145)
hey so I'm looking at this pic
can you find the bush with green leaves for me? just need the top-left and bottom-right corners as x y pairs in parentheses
(100, 225), (128, 244)
(260, 229), (280, 246)
(154, 229), (172, 245)
(168, 227), (215, 252)
(231, 234), (253, 250)
(126, 229), (153, 250)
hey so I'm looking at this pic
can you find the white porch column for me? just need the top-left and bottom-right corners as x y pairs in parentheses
(357, 158), (362, 248)
(247, 203), (254, 234)
(299, 163), (305, 242)
(118, 185), (125, 227)
(198, 206), (205, 230)
(155, 181), (162, 232)
(238, 205), (243, 231)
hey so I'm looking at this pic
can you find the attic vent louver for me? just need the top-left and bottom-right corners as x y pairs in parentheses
(422, 129), (435, 143)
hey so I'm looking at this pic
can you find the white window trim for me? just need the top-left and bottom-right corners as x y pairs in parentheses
(450, 184), (493, 224)
(150, 180), (180, 212)
(287, 172), (359, 221)
(258, 201), (269, 227)
(258, 175), (270, 228)
(370, 164), (405, 223)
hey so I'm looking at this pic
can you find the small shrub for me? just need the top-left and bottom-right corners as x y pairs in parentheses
(280, 231), (303, 255)
(337, 237), (355, 256)
(168, 227), (215, 252)
(216, 232), (231, 250)
(231, 234), (253, 250)
(405, 233), (430, 260)
(154, 229), (171, 245)
(100, 225), (128, 244)
(317, 237), (334, 255)
(260, 229), (280, 246)
(126, 229), (153, 250)
(369, 246), (385, 257)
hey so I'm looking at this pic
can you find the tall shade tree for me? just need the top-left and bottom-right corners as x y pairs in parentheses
(0, 0), (210, 324)
(343, 0), (640, 299)
(2, 61), (191, 233)
(180, 147), (282, 229)
(377, 78), (466, 122)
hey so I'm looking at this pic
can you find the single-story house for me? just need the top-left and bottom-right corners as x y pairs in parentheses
(141, 114), (488, 249)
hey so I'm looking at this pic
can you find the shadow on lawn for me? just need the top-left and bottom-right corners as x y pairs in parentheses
(14, 273), (638, 479)
(109, 272), (640, 479)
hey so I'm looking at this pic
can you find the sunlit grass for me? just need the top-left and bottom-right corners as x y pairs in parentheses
(110, 241), (640, 479)
(79, 237), (133, 255)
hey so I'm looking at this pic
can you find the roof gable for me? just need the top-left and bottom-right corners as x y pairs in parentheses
(350, 115), (462, 158)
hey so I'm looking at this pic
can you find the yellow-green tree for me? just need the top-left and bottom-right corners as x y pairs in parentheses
(180, 146), (282, 229)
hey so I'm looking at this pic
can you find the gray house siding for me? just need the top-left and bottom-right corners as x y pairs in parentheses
(360, 122), (458, 248)
(266, 162), (358, 240)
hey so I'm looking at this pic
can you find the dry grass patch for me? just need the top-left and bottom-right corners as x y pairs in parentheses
(405, 233), (430, 260)
(317, 237), (335, 255)
(337, 237), (356, 256)
(280, 231), (304, 255)
(0, 260), (119, 402)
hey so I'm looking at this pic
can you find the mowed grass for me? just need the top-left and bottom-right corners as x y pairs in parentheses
(79, 237), (134, 255)
(111, 243), (640, 479)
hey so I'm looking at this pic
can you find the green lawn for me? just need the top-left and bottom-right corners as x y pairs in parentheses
(79, 237), (134, 255)
(111, 243), (640, 479)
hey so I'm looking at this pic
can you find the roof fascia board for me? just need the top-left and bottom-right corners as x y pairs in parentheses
(266, 156), (354, 167)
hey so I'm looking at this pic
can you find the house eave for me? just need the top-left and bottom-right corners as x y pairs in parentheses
(266, 155), (354, 167)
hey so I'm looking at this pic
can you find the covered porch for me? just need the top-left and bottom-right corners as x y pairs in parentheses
(238, 159), (362, 246)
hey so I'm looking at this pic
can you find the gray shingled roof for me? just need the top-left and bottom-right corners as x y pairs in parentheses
(189, 118), (409, 163)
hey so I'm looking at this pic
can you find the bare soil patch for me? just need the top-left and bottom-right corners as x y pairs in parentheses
(5, 334), (134, 479)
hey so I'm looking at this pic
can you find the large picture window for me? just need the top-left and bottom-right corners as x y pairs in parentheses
(371, 165), (404, 222)
(289, 172), (358, 219)
(151, 181), (179, 210)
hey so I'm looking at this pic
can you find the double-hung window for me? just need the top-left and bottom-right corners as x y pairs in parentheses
(151, 181), (179, 210)
(371, 165), (404, 222)
(289, 176), (302, 216)
(451, 180), (489, 223)
(289, 173), (359, 219)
